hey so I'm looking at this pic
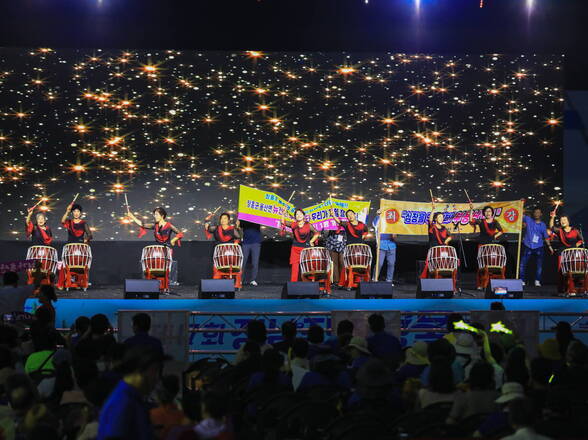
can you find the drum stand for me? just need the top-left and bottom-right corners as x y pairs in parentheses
(453, 222), (475, 297)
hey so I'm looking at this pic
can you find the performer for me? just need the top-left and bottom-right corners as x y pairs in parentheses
(128, 207), (183, 247)
(520, 207), (550, 287)
(548, 211), (584, 294)
(61, 203), (93, 244)
(329, 207), (369, 288)
(25, 207), (53, 246)
(237, 219), (262, 286)
(280, 208), (319, 282)
(324, 225), (346, 285)
(420, 201), (453, 279)
(469, 204), (504, 289)
(371, 209), (397, 284)
(204, 212), (241, 243)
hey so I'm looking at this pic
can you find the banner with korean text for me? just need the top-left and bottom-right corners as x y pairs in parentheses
(303, 197), (371, 231)
(378, 199), (524, 235)
(237, 185), (294, 229)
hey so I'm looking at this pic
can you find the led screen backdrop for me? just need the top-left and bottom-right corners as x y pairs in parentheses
(0, 50), (563, 240)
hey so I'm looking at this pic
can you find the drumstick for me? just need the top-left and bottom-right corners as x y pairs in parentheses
(429, 189), (435, 204)
(286, 191), (296, 203)
(72, 193), (79, 203)
(464, 189), (472, 204)
(124, 193), (129, 207)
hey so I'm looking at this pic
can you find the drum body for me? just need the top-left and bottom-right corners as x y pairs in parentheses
(141, 245), (172, 273)
(62, 243), (92, 269)
(560, 248), (588, 275)
(213, 244), (243, 271)
(343, 244), (372, 269)
(477, 244), (506, 270)
(26, 246), (58, 274)
(300, 247), (331, 275)
(427, 246), (458, 272)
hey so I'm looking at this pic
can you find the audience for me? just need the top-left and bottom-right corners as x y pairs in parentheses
(366, 313), (402, 366)
(417, 357), (457, 409)
(150, 375), (184, 439)
(125, 312), (164, 354)
(272, 320), (297, 355)
(502, 398), (551, 440)
(0, 271), (34, 317)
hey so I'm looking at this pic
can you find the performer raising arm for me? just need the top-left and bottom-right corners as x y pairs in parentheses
(548, 212), (584, 251)
(468, 204), (503, 244)
(127, 207), (183, 247)
(329, 207), (369, 244)
(280, 208), (319, 282)
(25, 206), (53, 246)
(427, 201), (452, 247)
(204, 212), (241, 243)
(61, 202), (93, 244)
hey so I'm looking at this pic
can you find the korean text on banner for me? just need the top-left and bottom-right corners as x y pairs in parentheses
(303, 197), (371, 231)
(237, 185), (294, 229)
(378, 199), (524, 235)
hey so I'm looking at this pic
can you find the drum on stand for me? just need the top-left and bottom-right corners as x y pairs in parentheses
(427, 245), (459, 273)
(26, 245), (58, 285)
(476, 244), (507, 289)
(141, 245), (172, 291)
(61, 243), (93, 291)
(300, 247), (332, 293)
(212, 243), (243, 289)
(341, 243), (372, 289)
(560, 248), (588, 295)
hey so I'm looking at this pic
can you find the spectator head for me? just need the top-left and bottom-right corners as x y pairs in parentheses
(508, 398), (535, 430)
(201, 390), (228, 421)
(505, 346), (529, 386)
(347, 337), (371, 359)
(538, 339), (562, 361)
(336, 319), (354, 337)
(368, 314), (386, 333)
(556, 321), (574, 343)
(34, 308), (52, 327)
(292, 338), (309, 359)
(181, 391), (201, 422)
(446, 313), (463, 332)
(468, 361), (495, 390)
(281, 320), (297, 341)
(490, 301), (506, 311)
(72, 359), (99, 389)
(246, 320), (267, 345)
(356, 359), (394, 399)
(489, 342), (505, 366)
(39, 285), (57, 303)
(566, 340), (588, 367)
(132, 313), (151, 334)
(495, 382), (525, 406)
(156, 375), (180, 405)
(261, 349), (284, 382)
(73, 316), (90, 335)
(529, 357), (552, 386)
(240, 341), (261, 364)
(116, 346), (169, 395)
(405, 341), (429, 366)
(90, 314), (111, 336)
(428, 357), (455, 394)
(307, 324), (324, 344)
(5, 374), (38, 416)
(31, 329), (58, 352)
(2, 271), (18, 287)
(427, 338), (455, 362)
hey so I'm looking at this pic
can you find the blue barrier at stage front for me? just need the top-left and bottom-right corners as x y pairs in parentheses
(25, 298), (588, 360)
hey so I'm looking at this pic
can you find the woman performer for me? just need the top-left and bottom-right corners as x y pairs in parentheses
(204, 212), (242, 244)
(420, 201), (453, 278)
(548, 212), (584, 293)
(280, 208), (319, 282)
(329, 207), (369, 289)
(127, 207), (183, 247)
(468, 204), (504, 289)
(61, 203), (93, 244)
(25, 206), (53, 246)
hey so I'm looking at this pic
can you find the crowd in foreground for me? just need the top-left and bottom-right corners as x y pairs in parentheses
(0, 271), (587, 440)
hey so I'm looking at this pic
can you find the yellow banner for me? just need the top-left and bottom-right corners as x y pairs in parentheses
(303, 197), (371, 231)
(237, 185), (294, 229)
(378, 199), (524, 235)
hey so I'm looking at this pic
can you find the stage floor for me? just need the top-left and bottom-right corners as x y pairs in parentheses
(53, 282), (560, 300)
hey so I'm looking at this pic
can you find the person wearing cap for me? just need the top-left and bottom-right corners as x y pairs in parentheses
(97, 346), (169, 440)
(346, 336), (372, 376)
(475, 382), (525, 438)
(298, 353), (352, 391)
(396, 341), (429, 384)
(453, 332), (482, 379)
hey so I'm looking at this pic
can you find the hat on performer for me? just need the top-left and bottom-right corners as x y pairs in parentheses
(405, 341), (429, 366)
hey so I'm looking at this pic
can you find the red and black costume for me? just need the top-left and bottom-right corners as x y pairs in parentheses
(138, 222), (183, 247)
(339, 221), (368, 245)
(549, 225), (585, 294)
(428, 224), (451, 248)
(26, 221), (53, 246)
(471, 219), (503, 245)
(281, 221), (319, 282)
(62, 219), (93, 244)
(205, 225), (240, 244)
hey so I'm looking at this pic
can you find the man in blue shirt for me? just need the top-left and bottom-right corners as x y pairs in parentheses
(124, 313), (164, 355)
(372, 210), (397, 284)
(366, 314), (402, 367)
(237, 220), (262, 286)
(519, 207), (550, 287)
(98, 346), (168, 440)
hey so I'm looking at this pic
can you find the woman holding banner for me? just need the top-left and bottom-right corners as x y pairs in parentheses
(280, 208), (319, 282)
(329, 208), (369, 289)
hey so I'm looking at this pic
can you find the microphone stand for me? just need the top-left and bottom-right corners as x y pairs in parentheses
(453, 211), (474, 297)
